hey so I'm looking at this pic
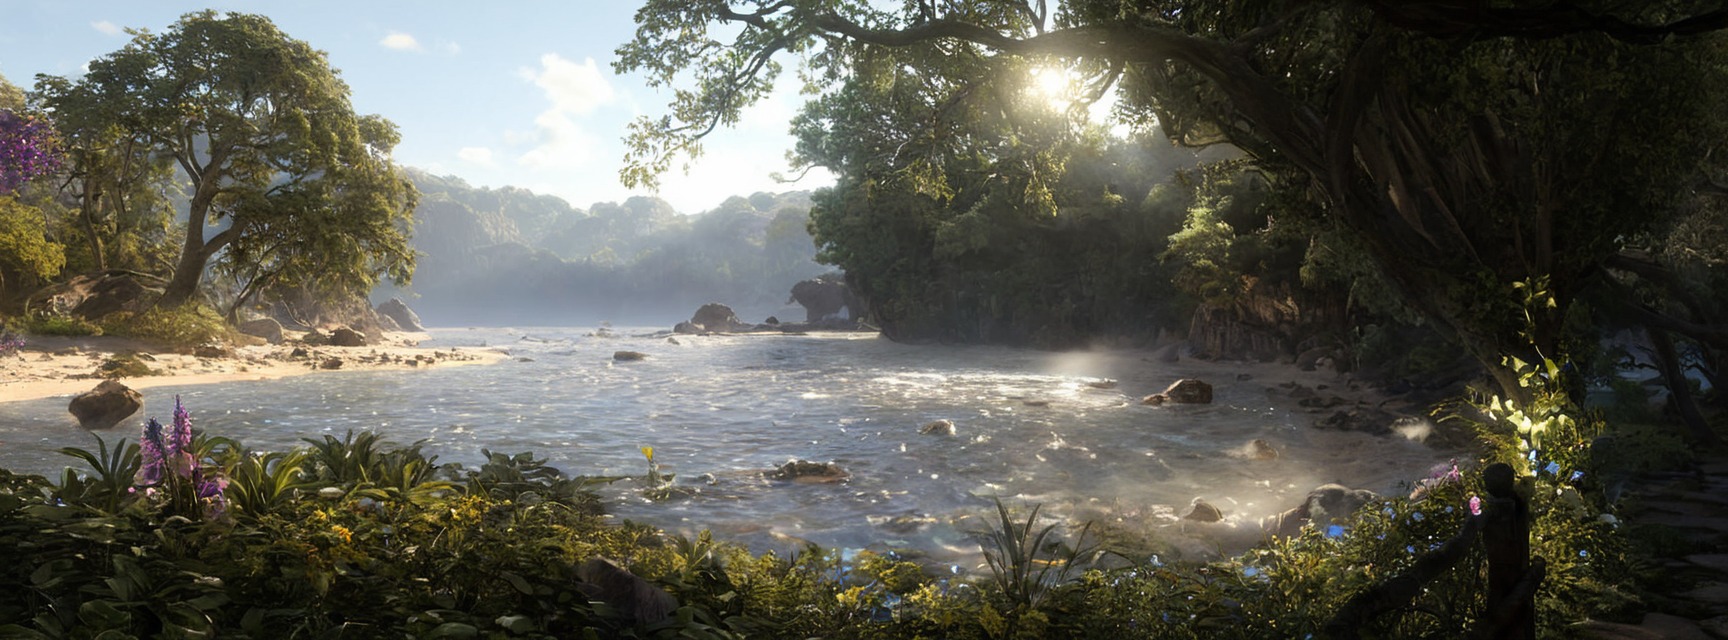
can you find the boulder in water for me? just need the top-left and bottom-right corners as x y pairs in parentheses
(1161, 379), (1213, 404)
(673, 321), (703, 335)
(1246, 439), (1279, 460)
(68, 380), (143, 430)
(614, 351), (649, 362)
(690, 303), (744, 332)
(1315, 408), (1397, 435)
(1183, 499), (1225, 522)
(919, 419), (956, 436)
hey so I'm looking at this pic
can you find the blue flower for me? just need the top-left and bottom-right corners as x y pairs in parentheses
(1326, 524), (1345, 538)
(1544, 462), (1561, 475)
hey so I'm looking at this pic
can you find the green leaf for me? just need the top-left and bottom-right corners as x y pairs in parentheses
(427, 622), (479, 638)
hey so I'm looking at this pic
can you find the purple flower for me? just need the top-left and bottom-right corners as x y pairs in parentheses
(168, 396), (196, 477)
(197, 475), (230, 520)
(1468, 496), (1483, 516)
(137, 418), (168, 486)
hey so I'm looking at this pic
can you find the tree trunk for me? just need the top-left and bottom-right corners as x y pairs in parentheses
(78, 189), (108, 271)
(1649, 327), (1721, 445)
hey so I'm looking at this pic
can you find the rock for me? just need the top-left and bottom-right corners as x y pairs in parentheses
(289, 347), (310, 359)
(1263, 484), (1379, 539)
(238, 318), (284, 344)
(690, 303), (744, 332)
(1151, 343), (1182, 364)
(303, 330), (330, 346)
(1315, 408), (1397, 435)
(1247, 439), (1279, 460)
(374, 312), (402, 332)
(193, 344), (227, 359)
(68, 380), (143, 430)
(1183, 499), (1225, 522)
(1160, 379), (1213, 404)
(1296, 346), (1334, 372)
(919, 419), (956, 436)
(788, 275), (862, 322)
(1299, 395), (1347, 408)
(329, 327), (366, 347)
(767, 460), (849, 484)
(673, 321), (703, 335)
(613, 351), (649, 362)
(320, 358), (343, 370)
(1087, 380), (1119, 390)
(576, 558), (677, 625)
(764, 316), (780, 325)
(375, 298), (424, 332)
(1141, 394), (1167, 406)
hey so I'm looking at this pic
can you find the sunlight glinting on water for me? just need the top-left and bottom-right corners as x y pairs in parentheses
(0, 327), (1456, 568)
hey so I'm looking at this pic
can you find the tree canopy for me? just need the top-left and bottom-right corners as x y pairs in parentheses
(36, 11), (416, 309)
(620, 0), (1728, 422)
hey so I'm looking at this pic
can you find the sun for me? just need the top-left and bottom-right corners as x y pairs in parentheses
(1028, 65), (1075, 109)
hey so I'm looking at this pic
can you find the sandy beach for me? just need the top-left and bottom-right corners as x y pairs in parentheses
(0, 331), (508, 404)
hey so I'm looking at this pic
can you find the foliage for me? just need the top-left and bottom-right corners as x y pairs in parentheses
(0, 110), (63, 194)
(35, 10), (418, 308)
(101, 303), (233, 349)
(98, 352), (157, 378)
(24, 313), (101, 337)
(0, 195), (67, 293)
(0, 331), (22, 356)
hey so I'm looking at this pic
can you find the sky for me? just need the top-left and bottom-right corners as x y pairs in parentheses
(0, 1), (833, 214)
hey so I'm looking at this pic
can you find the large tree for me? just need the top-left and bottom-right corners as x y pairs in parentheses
(37, 11), (416, 309)
(619, 1), (1728, 418)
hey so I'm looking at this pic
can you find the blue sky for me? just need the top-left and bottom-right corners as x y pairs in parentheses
(0, 1), (832, 214)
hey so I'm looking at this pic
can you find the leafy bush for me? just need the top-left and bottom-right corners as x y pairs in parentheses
(102, 304), (233, 350)
(25, 313), (101, 336)
(98, 352), (158, 377)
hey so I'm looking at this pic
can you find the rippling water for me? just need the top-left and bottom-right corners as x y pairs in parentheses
(0, 327), (1453, 566)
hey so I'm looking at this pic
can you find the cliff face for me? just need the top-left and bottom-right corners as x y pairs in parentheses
(1186, 277), (1346, 361)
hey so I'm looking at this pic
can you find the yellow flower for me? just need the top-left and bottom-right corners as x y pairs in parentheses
(331, 525), (353, 544)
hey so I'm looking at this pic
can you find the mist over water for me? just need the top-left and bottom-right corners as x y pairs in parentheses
(0, 327), (1455, 567)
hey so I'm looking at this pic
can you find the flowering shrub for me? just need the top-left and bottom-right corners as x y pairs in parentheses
(0, 109), (62, 193)
(0, 331), (22, 356)
(134, 396), (229, 520)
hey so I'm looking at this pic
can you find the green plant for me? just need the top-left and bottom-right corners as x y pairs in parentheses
(302, 430), (387, 485)
(26, 313), (101, 337)
(98, 352), (157, 377)
(225, 449), (314, 516)
(102, 304), (234, 349)
(978, 499), (1096, 611)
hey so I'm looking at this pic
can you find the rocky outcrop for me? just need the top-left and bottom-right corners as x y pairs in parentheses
(329, 327), (367, 347)
(767, 460), (849, 484)
(68, 380), (143, 430)
(1186, 279), (1346, 362)
(238, 318), (284, 344)
(788, 275), (863, 322)
(375, 298), (424, 332)
(690, 303), (745, 332)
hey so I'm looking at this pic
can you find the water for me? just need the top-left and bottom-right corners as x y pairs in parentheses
(0, 327), (1452, 566)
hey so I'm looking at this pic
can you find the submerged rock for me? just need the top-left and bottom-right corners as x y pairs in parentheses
(1183, 499), (1225, 522)
(613, 351), (649, 362)
(919, 419), (956, 436)
(1247, 439), (1279, 460)
(68, 379), (143, 430)
(1315, 408), (1397, 435)
(767, 460), (849, 484)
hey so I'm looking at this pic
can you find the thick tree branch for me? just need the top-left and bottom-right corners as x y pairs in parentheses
(1358, 1), (1728, 43)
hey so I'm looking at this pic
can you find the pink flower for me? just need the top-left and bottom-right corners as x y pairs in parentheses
(1468, 495), (1483, 516)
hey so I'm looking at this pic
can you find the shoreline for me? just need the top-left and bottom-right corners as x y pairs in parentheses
(0, 331), (508, 404)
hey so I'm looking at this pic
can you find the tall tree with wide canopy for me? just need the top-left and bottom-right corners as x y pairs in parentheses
(37, 11), (416, 309)
(620, 1), (1728, 433)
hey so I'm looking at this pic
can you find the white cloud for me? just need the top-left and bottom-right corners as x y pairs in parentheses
(380, 31), (423, 52)
(457, 147), (495, 165)
(91, 21), (123, 36)
(442, 42), (462, 55)
(515, 54), (618, 170)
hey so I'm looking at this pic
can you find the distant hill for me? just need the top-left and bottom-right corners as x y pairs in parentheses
(381, 170), (828, 326)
